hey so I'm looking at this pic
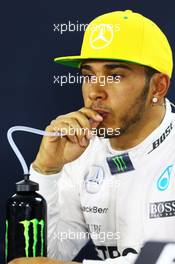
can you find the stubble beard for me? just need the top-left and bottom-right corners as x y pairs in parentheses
(96, 81), (150, 138)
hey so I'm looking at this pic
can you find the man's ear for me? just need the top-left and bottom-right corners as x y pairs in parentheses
(150, 73), (170, 100)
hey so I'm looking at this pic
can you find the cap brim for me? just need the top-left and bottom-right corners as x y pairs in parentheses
(54, 56), (87, 68)
(54, 55), (146, 69)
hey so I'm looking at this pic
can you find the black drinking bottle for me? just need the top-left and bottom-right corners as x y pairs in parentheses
(5, 174), (47, 263)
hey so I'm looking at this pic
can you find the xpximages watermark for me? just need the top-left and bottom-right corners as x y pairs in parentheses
(53, 73), (121, 87)
(53, 21), (120, 35)
(53, 230), (120, 242)
(53, 126), (121, 138)
(57, 178), (120, 192)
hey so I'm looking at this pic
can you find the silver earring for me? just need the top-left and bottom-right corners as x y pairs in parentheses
(152, 97), (158, 103)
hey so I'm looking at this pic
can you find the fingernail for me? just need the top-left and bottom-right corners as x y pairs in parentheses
(95, 115), (103, 121)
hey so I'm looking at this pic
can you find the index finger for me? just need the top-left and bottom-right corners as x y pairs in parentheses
(78, 107), (103, 122)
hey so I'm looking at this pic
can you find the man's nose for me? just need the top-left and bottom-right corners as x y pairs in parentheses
(88, 83), (107, 101)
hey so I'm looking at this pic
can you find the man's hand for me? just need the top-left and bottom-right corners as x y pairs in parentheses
(33, 107), (103, 175)
(8, 257), (80, 264)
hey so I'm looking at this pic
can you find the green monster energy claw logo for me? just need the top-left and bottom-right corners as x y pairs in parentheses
(112, 156), (127, 172)
(107, 153), (134, 175)
(20, 218), (45, 257)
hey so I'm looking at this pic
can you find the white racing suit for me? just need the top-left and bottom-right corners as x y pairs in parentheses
(30, 99), (175, 264)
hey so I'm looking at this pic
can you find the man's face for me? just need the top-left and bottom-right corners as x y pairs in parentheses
(81, 60), (152, 137)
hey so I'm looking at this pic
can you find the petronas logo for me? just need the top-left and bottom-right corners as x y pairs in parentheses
(112, 156), (127, 172)
(20, 219), (45, 257)
(106, 153), (135, 175)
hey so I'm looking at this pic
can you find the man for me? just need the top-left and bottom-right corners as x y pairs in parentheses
(10, 10), (175, 264)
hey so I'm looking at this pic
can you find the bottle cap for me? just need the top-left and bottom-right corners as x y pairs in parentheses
(16, 174), (39, 192)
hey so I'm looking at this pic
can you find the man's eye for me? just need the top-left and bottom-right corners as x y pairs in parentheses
(82, 74), (94, 81)
(111, 74), (123, 79)
(82, 74), (93, 77)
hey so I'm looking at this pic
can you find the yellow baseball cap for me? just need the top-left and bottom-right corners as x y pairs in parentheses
(54, 10), (173, 78)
